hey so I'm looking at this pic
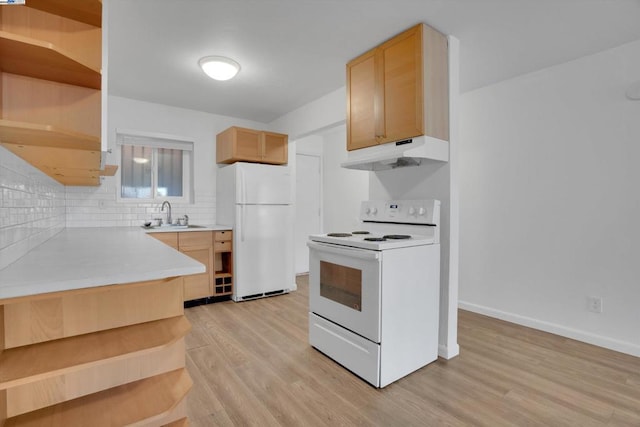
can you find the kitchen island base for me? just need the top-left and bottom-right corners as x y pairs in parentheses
(0, 277), (192, 426)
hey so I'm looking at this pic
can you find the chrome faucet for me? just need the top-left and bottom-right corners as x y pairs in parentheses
(161, 201), (172, 225)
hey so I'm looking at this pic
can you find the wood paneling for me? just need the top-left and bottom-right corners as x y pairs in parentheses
(1, 73), (100, 137)
(4, 368), (192, 427)
(6, 338), (186, 417)
(24, 0), (102, 28)
(183, 275), (640, 426)
(2, 277), (183, 348)
(1, 274), (192, 425)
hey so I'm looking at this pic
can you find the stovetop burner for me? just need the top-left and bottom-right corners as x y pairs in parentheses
(327, 233), (352, 237)
(352, 231), (371, 235)
(364, 237), (386, 242)
(383, 234), (412, 240)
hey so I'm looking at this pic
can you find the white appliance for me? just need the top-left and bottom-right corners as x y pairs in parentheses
(217, 162), (295, 301)
(341, 135), (449, 171)
(307, 199), (440, 388)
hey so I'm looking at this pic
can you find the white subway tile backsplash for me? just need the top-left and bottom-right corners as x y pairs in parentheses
(66, 177), (216, 228)
(0, 146), (65, 269)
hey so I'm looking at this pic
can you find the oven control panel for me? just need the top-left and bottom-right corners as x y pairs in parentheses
(360, 199), (440, 225)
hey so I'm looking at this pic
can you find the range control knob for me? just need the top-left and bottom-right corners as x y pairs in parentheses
(371, 207), (378, 215)
(418, 207), (426, 216)
(408, 207), (417, 216)
(365, 207), (371, 215)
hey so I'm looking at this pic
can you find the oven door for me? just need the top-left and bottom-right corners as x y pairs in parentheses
(307, 240), (381, 343)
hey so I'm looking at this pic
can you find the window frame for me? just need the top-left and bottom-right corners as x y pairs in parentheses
(116, 129), (194, 204)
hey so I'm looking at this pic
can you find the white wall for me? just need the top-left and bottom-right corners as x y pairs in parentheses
(269, 87), (346, 139)
(320, 126), (369, 233)
(66, 95), (266, 227)
(459, 40), (640, 356)
(0, 146), (65, 269)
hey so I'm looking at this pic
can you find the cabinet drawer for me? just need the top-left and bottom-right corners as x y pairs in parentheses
(214, 230), (232, 241)
(149, 232), (178, 249)
(178, 231), (212, 248)
(214, 241), (232, 252)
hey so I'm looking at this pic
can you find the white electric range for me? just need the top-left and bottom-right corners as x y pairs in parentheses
(307, 199), (441, 388)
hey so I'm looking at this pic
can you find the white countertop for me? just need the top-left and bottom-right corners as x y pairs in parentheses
(0, 227), (208, 301)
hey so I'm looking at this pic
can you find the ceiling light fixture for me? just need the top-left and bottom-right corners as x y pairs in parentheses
(198, 56), (241, 81)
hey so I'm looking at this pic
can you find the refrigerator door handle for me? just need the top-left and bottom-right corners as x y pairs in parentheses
(240, 204), (245, 242)
(240, 167), (246, 204)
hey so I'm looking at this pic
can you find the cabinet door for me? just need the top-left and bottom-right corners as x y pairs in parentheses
(261, 131), (288, 164)
(233, 127), (262, 162)
(217, 126), (262, 164)
(378, 24), (424, 144)
(346, 49), (377, 151)
(179, 231), (213, 301)
(181, 246), (213, 300)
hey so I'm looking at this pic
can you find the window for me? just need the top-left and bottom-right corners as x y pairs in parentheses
(117, 131), (193, 202)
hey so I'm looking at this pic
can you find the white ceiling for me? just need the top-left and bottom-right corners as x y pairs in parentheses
(107, 0), (640, 123)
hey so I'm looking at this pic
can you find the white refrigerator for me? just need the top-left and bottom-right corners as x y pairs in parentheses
(216, 162), (295, 301)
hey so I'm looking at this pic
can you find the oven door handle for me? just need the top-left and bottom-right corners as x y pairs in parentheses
(307, 241), (380, 260)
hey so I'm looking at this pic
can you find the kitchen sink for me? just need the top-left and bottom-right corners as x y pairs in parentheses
(141, 224), (207, 230)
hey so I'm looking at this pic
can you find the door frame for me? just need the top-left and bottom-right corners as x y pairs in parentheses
(294, 142), (323, 275)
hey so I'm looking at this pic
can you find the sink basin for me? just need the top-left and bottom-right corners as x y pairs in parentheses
(141, 224), (206, 230)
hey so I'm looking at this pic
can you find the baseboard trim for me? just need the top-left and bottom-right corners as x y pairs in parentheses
(438, 343), (460, 359)
(459, 301), (640, 358)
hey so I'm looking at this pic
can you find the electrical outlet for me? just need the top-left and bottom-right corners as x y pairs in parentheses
(587, 296), (603, 313)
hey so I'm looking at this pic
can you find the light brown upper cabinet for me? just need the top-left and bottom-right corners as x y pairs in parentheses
(216, 126), (288, 165)
(0, 0), (115, 186)
(346, 23), (449, 151)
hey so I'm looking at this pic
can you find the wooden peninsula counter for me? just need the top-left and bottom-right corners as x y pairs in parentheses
(0, 228), (205, 426)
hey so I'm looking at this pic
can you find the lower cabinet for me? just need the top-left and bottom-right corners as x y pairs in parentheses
(149, 230), (233, 301)
(178, 231), (214, 301)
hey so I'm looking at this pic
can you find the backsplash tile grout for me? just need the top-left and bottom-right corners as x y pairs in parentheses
(0, 146), (65, 270)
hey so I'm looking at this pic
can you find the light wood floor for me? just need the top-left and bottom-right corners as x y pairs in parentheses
(184, 275), (640, 426)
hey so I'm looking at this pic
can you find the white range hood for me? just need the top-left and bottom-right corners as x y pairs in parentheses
(341, 135), (449, 171)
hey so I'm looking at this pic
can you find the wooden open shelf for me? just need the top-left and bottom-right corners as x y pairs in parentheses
(4, 368), (192, 427)
(0, 316), (190, 390)
(1, 143), (102, 186)
(0, 274), (193, 424)
(100, 164), (119, 176)
(0, 31), (100, 89)
(0, 120), (100, 151)
(24, 0), (102, 27)
(0, 2), (107, 187)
